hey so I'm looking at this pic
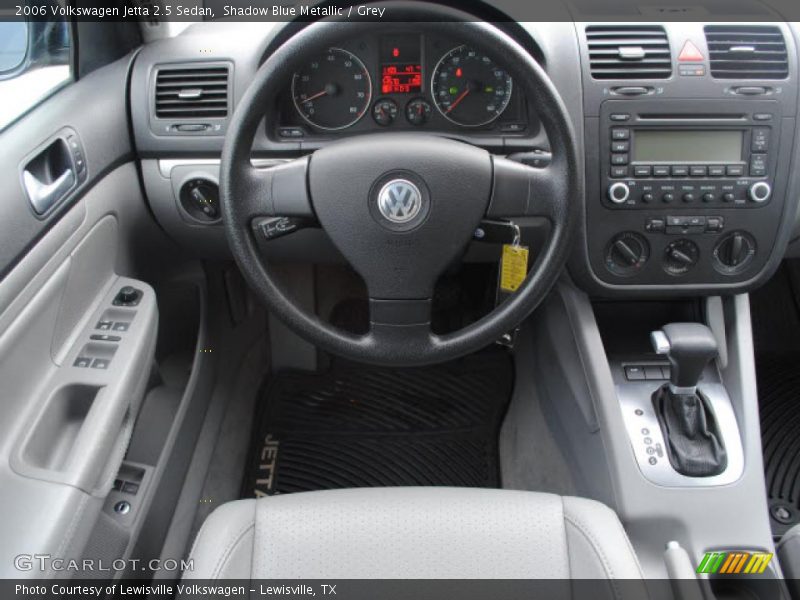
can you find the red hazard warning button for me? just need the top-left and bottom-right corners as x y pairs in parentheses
(678, 40), (704, 62)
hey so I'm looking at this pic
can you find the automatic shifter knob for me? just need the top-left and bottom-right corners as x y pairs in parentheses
(650, 323), (718, 393)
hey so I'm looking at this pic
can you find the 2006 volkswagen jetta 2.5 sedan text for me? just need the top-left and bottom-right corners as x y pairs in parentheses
(2, 0), (800, 598)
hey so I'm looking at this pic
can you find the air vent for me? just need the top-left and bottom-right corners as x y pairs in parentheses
(586, 25), (672, 80)
(154, 65), (229, 119)
(705, 25), (788, 80)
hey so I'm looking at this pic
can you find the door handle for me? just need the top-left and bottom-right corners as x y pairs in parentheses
(23, 168), (75, 215)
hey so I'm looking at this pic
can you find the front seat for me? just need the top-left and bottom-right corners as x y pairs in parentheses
(185, 488), (645, 592)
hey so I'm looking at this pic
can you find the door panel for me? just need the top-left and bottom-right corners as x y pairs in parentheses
(0, 50), (158, 578)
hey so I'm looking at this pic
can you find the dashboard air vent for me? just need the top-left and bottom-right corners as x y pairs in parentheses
(704, 25), (788, 80)
(155, 64), (230, 119)
(586, 25), (672, 80)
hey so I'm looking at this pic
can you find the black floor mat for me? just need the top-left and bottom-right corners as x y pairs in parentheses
(751, 262), (800, 536)
(242, 349), (513, 497)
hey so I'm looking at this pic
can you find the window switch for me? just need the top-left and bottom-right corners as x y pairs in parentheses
(112, 322), (129, 332)
(113, 479), (123, 491)
(74, 357), (92, 368)
(96, 320), (113, 331)
(91, 358), (110, 370)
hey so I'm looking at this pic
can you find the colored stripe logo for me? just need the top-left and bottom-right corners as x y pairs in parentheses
(697, 551), (773, 574)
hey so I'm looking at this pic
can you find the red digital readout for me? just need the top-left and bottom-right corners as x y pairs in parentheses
(381, 64), (422, 94)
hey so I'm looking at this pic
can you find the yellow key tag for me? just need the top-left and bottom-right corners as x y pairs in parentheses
(500, 244), (529, 292)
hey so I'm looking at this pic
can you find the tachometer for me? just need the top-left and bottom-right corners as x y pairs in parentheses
(431, 46), (512, 127)
(291, 48), (372, 130)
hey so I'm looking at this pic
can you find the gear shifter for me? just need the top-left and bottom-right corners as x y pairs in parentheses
(650, 323), (728, 477)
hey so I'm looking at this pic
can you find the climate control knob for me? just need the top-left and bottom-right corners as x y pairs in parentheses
(748, 181), (772, 203)
(663, 239), (700, 276)
(713, 231), (756, 275)
(608, 182), (630, 204)
(605, 232), (649, 277)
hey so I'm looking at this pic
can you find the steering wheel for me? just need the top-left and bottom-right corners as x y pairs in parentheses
(220, 4), (580, 367)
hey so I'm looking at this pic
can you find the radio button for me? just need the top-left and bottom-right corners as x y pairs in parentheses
(682, 193), (697, 203)
(723, 192), (735, 203)
(749, 181), (771, 203)
(653, 166), (671, 177)
(750, 154), (767, 177)
(751, 128), (770, 153)
(671, 166), (689, 177)
(612, 141), (630, 152)
(611, 154), (629, 166)
(706, 217), (724, 232)
(662, 192), (675, 203)
(690, 166), (708, 177)
(753, 113), (773, 121)
(611, 128), (630, 140)
(642, 192), (655, 203)
(727, 165), (745, 177)
(703, 193), (716, 203)
(610, 113), (631, 122)
(610, 166), (629, 178)
(708, 166), (726, 177)
(646, 218), (665, 232)
(608, 182), (631, 204)
(634, 166), (652, 177)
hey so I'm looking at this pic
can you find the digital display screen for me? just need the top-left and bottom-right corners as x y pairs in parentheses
(633, 130), (744, 163)
(379, 34), (422, 94)
(381, 64), (422, 94)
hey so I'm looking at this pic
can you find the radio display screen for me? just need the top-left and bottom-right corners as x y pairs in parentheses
(633, 130), (744, 163)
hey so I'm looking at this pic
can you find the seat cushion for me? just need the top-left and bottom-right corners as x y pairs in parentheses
(185, 487), (644, 584)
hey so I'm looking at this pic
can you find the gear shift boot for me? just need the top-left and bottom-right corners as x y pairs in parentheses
(653, 385), (728, 477)
(651, 323), (728, 477)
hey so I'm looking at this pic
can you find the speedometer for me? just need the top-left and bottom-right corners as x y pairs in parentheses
(431, 46), (513, 127)
(291, 48), (372, 131)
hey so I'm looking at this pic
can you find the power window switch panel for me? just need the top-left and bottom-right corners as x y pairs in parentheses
(625, 366), (646, 380)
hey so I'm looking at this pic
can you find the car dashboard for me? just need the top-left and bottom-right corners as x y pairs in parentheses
(129, 10), (800, 298)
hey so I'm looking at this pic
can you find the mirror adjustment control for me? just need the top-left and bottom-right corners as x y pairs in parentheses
(113, 286), (141, 306)
(608, 182), (630, 204)
(748, 181), (771, 203)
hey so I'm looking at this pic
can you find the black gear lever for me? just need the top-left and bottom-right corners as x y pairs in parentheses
(650, 323), (727, 477)
(650, 323), (718, 393)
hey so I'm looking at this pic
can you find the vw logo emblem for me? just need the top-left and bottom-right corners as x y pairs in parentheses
(377, 179), (423, 224)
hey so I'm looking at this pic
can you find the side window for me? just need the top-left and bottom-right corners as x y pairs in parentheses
(0, 9), (72, 130)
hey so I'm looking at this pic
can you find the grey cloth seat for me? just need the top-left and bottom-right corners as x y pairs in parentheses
(186, 487), (645, 588)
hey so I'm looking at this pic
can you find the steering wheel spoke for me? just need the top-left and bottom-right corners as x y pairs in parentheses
(368, 297), (434, 346)
(233, 156), (314, 223)
(488, 156), (566, 220)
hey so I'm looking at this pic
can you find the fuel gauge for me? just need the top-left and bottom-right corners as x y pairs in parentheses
(372, 99), (398, 126)
(406, 98), (431, 126)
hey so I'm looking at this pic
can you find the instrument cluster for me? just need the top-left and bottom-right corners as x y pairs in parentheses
(274, 32), (532, 139)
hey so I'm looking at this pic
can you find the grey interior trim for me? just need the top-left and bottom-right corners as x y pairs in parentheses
(529, 279), (777, 578)
(617, 381), (744, 487)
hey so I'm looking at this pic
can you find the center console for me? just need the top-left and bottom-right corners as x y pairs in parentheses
(574, 23), (799, 296)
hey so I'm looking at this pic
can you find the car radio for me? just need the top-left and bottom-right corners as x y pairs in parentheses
(600, 104), (779, 210)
